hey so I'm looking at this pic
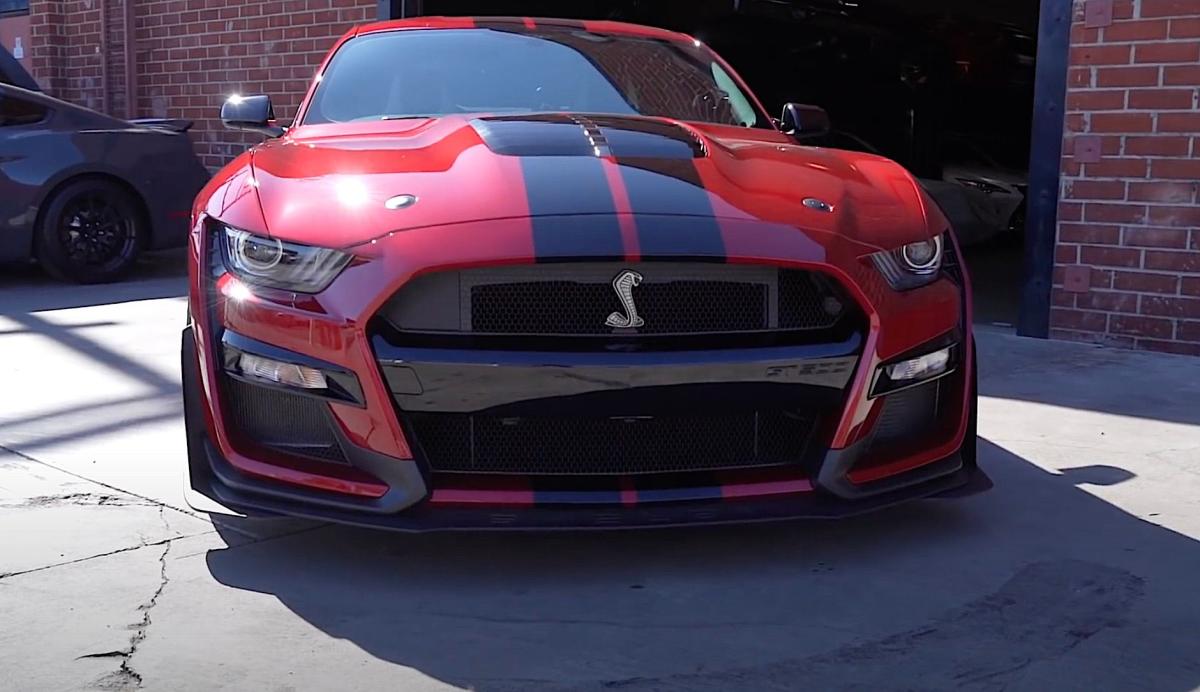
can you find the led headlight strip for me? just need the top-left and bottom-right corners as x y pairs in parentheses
(869, 234), (945, 291)
(220, 225), (351, 293)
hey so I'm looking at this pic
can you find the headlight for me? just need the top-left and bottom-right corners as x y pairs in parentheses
(220, 226), (351, 293)
(870, 343), (958, 397)
(869, 234), (944, 291)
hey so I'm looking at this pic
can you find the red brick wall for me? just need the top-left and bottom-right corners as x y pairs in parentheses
(29, 0), (375, 169)
(136, 0), (375, 168)
(0, 13), (32, 73)
(26, 0), (118, 112)
(1054, 0), (1200, 355)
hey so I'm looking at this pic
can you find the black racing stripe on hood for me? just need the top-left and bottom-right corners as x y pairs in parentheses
(472, 116), (596, 157)
(590, 116), (705, 159)
(616, 157), (726, 259)
(472, 115), (703, 159)
(474, 114), (720, 259)
(520, 156), (624, 261)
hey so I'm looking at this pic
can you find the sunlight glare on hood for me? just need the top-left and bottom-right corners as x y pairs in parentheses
(335, 177), (370, 208)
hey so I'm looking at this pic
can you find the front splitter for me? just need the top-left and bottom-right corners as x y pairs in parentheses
(190, 439), (989, 532)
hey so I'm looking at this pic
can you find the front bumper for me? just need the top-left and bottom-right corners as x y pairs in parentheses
(185, 214), (984, 530)
(184, 325), (988, 531)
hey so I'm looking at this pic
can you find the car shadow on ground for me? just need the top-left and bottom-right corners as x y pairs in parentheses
(205, 437), (1200, 691)
(0, 250), (187, 314)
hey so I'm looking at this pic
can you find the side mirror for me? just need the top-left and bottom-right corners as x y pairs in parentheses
(220, 94), (285, 137)
(780, 103), (831, 140)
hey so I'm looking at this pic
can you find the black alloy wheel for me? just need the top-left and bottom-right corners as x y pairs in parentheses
(36, 179), (145, 283)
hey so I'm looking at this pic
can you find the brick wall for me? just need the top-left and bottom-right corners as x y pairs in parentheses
(136, 0), (375, 168)
(0, 13), (32, 72)
(1054, 0), (1200, 355)
(28, 0), (64, 97)
(28, 0), (110, 111)
(29, 0), (375, 169)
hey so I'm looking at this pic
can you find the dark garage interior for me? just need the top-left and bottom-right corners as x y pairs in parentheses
(418, 0), (1041, 327)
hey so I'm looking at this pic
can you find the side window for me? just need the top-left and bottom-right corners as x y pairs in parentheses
(0, 91), (49, 127)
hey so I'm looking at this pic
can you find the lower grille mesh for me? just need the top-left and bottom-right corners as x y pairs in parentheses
(868, 379), (942, 448)
(224, 377), (346, 463)
(409, 411), (814, 475)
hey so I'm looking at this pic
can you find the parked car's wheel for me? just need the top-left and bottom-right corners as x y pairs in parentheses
(35, 178), (145, 283)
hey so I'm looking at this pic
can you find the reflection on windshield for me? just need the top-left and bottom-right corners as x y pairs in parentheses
(304, 28), (769, 129)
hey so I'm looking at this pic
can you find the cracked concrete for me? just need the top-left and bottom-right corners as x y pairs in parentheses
(88, 540), (171, 691)
(80, 509), (175, 691)
(4, 493), (156, 508)
(3, 264), (1200, 690)
(0, 448), (214, 577)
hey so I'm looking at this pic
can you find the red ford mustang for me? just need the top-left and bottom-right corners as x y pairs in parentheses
(183, 17), (989, 530)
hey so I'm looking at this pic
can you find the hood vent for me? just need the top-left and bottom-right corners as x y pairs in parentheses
(472, 114), (705, 160)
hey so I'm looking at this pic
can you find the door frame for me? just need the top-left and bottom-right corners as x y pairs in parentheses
(1018, 0), (1071, 338)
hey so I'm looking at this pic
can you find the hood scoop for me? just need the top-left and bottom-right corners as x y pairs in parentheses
(471, 114), (706, 160)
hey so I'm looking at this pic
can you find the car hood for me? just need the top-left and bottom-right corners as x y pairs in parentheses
(248, 114), (936, 252)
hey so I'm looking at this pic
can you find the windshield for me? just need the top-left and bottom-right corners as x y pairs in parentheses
(302, 28), (770, 129)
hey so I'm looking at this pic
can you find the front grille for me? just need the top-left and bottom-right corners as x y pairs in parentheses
(779, 269), (841, 330)
(223, 377), (346, 463)
(471, 279), (768, 335)
(382, 263), (849, 338)
(409, 411), (814, 475)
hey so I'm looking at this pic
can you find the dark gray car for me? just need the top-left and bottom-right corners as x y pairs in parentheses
(0, 47), (209, 283)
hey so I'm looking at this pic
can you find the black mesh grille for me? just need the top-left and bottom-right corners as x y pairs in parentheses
(223, 378), (346, 463)
(384, 265), (850, 338)
(779, 271), (843, 330)
(408, 411), (814, 475)
(471, 280), (769, 335)
(869, 380), (942, 447)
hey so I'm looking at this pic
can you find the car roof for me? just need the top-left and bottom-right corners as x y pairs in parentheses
(352, 16), (693, 44)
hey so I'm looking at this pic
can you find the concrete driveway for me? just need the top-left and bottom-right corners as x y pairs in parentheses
(2, 256), (1199, 691)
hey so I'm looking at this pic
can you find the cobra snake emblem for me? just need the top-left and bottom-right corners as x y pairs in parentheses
(605, 270), (645, 329)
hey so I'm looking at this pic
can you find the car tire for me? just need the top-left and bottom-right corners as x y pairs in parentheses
(35, 178), (145, 284)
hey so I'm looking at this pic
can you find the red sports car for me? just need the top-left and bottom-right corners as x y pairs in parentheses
(183, 17), (988, 530)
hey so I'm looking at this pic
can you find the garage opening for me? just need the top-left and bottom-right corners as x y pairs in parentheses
(415, 0), (1041, 328)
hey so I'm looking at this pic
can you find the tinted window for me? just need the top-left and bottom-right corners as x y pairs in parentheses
(0, 90), (48, 126)
(303, 28), (769, 129)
